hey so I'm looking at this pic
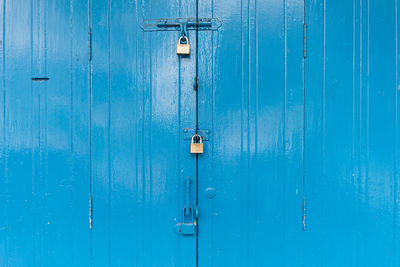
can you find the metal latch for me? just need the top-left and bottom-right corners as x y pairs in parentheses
(141, 17), (222, 32)
(183, 128), (210, 141)
(175, 176), (197, 235)
(175, 208), (197, 235)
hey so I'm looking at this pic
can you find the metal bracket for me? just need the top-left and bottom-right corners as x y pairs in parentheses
(175, 222), (197, 235)
(141, 17), (222, 32)
(89, 194), (93, 230)
(183, 128), (210, 141)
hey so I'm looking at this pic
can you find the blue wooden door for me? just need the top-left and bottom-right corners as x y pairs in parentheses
(197, 0), (304, 266)
(304, 1), (400, 266)
(0, 0), (91, 266)
(3, 0), (400, 266)
(90, 1), (197, 266)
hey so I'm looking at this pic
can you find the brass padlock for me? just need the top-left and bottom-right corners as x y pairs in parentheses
(176, 36), (190, 55)
(190, 134), (203, 154)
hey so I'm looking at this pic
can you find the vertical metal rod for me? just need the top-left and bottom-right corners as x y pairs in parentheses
(185, 176), (191, 216)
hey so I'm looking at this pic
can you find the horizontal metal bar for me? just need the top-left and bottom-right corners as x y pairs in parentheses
(156, 21), (212, 28)
(141, 17), (221, 32)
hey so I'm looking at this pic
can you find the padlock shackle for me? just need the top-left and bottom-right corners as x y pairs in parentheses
(191, 134), (202, 143)
(178, 36), (189, 44)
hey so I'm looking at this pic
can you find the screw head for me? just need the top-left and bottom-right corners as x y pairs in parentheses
(205, 187), (216, 198)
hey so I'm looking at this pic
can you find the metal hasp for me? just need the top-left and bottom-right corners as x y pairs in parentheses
(141, 17), (222, 32)
(175, 177), (197, 235)
(183, 128), (210, 141)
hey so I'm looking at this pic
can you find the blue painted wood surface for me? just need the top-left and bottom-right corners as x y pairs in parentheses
(0, 0), (399, 266)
